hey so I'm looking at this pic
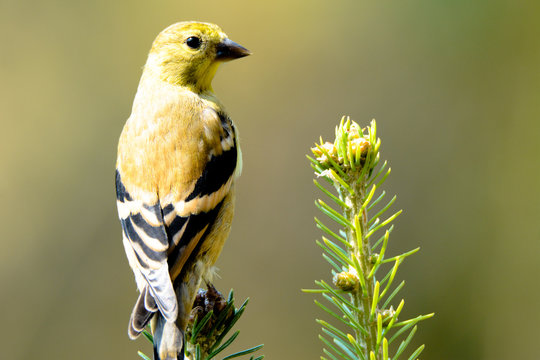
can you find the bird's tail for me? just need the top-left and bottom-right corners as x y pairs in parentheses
(128, 285), (184, 359)
(152, 313), (184, 360)
(128, 285), (158, 339)
(153, 340), (185, 360)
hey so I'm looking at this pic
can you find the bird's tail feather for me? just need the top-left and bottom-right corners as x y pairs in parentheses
(153, 342), (185, 360)
(128, 285), (157, 339)
(152, 313), (184, 360)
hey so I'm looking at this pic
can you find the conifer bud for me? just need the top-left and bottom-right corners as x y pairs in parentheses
(333, 271), (359, 292)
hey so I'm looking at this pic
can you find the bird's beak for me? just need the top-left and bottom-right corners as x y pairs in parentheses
(216, 38), (251, 61)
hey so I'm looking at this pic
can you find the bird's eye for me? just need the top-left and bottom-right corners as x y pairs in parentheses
(186, 36), (201, 49)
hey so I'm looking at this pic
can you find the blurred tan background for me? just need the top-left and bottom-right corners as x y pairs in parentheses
(1, 0), (539, 359)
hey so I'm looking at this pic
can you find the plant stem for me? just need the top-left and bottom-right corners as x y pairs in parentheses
(342, 174), (379, 359)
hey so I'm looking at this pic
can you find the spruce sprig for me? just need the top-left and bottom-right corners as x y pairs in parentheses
(305, 117), (433, 360)
(138, 286), (263, 360)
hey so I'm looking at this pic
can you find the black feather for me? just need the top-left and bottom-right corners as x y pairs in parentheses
(116, 169), (133, 201)
(169, 200), (224, 287)
(128, 286), (156, 339)
(185, 142), (237, 201)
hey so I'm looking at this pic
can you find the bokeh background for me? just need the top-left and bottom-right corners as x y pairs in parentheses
(1, 0), (539, 359)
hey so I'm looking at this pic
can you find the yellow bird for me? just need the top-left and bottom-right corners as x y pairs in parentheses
(115, 22), (250, 360)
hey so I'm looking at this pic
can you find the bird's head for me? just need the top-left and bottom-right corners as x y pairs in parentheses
(145, 22), (250, 92)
